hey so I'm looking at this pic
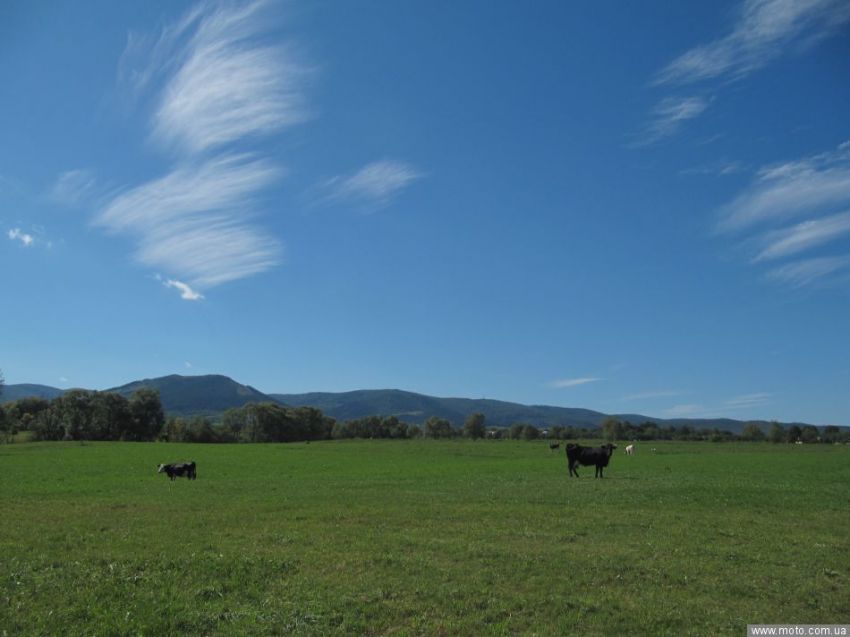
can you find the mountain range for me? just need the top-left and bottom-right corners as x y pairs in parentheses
(1, 373), (821, 432)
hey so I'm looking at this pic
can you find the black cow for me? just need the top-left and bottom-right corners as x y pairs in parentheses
(157, 461), (197, 480)
(549, 442), (561, 451)
(565, 443), (616, 478)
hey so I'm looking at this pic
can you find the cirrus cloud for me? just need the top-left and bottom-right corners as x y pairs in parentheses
(314, 160), (423, 212)
(715, 141), (850, 288)
(656, 0), (850, 86)
(639, 0), (850, 143)
(549, 377), (602, 388)
(100, 0), (310, 300)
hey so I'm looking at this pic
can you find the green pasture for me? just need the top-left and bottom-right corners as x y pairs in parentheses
(1, 440), (848, 636)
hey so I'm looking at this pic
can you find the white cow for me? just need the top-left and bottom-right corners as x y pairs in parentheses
(625, 444), (635, 455)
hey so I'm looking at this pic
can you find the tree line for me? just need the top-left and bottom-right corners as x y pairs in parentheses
(1, 385), (848, 444)
(1, 389), (164, 442)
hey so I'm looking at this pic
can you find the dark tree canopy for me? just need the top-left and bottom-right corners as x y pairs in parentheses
(463, 413), (486, 439)
(29, 389), (164, 442)
(424, 416), (455, 439)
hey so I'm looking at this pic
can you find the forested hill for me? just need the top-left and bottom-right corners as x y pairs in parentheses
(271, 389), (816, 432)
(1, 384), (65, 402)
(3, 374), (821, 432)
(106, 374), (276, 416)
(270, 389), (612, 428)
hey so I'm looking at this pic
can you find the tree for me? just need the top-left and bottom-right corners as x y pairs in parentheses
(740, 423), (765, 441)
(768, 422), (785, 443)
(384, 416), (409, 439)
(424, 416), (454, 439)
(521, 424), (540, 440)
(3, 397), (49, 439)
(601, 417), (624, 442)
(509, 424), (525, 440)
(463, 413), (486, 439)
(221, 407), (248, 440)
(180, 417), (219, 443)
(0, 405), (9, 443)
(822, 425), (841, 443)
(52, 389), (95, 440)
(239, 403), (288, 442)
(637, 421), (659, 440)
(800, 425), (820, 444)
(32, 404), (66, 441)
(787, 424), (802, 443)
(90, 392), (132, 440)
(289, 406), (334, 441)
(562, 426), (579, 440)
(127, 389), (165, 441)
(223, 402), (334, 443)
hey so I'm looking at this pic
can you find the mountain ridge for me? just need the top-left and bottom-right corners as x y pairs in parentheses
(1, 374), (828, 431)
(1, 383), (65, 402)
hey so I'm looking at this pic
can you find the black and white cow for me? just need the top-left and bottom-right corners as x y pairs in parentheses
(157, 461), (197, 480)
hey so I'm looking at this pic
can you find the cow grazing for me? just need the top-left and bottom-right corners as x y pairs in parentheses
(565, 443), (617, 478)
(625, 444), (635, 455)
(549, 442), (561, 451)
(157, 461), (197, 481)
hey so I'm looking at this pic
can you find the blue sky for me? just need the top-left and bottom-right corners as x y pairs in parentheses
(2, 0), (850, 425)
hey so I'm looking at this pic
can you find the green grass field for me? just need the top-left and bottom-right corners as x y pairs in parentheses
(1, 440), (848, 636)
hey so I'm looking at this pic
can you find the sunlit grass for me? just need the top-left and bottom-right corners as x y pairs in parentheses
(1, 440), (848, 635)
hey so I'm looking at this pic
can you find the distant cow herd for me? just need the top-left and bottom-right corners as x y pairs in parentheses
(155, 442), (636, 483)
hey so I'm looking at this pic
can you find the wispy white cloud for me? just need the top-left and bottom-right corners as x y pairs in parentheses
(148, 0), (309, 155)
(680, 159), (748, 177)
(662, 392), (771, 418)
(163, 278), (204, 301)
(316, 160), (422, 211)
(656, 0), (850, 85)
(99, 155), (277, 231)
(766, 255), (850, 287)
(724, 392), (772, 409)
(8, 228), (35, 247)
(641, 0), (850, 143)
(636, 96), (711, 145)
(717, 142), (850, 233)
(715, 142), (850, 288)
(50, 169), (97, 207)
(662, 403), (706, 418)
(754, 210), (850, 261)
(97, 155), (281, 288)
(118, 4), (200, 97)
(549, 377), (602, 388)
(102, 0), (309, 294)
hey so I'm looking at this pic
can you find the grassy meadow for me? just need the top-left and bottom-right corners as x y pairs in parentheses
(1, 440), (848, 636)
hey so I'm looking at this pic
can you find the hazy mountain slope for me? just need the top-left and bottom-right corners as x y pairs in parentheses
(273, 389), (613, 428)
(108, 374), (278, 416)
(2, 384), (65, 402)
(4, 375), (825, 432)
